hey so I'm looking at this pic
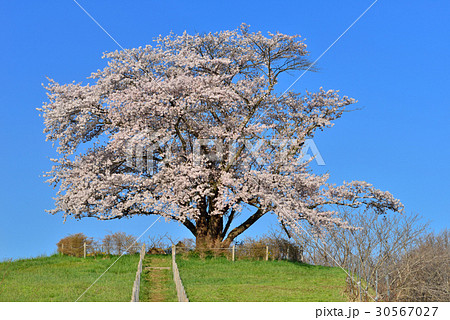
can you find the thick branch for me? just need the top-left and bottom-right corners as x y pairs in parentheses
(171, 216), (197, 237)
(221, 208), (235, 240)
(222, 208), (266, 246)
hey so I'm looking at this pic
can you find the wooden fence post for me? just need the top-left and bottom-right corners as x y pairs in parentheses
(61, 244), (64, 255)
(232, 245), (235, 262)
(83, 242), (87, 259)
(171, 245), (189, 302)
(265, 246), (269, 261)
(131, 244), (146, 302)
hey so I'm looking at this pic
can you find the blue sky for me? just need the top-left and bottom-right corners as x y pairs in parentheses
(0, 0), (448, 261)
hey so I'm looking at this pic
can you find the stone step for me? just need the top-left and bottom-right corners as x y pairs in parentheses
(144, 266), (170, 270)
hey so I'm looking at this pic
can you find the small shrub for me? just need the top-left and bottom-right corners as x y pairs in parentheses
(57, 233), (94, 257)
(147, 247), (166, 255)
(236, 236), (302, 261)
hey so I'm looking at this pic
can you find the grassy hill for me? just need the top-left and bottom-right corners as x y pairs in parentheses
(177, 256), (348, 302)
(0, 254), (349, 302)
(0, 254), (139, 302)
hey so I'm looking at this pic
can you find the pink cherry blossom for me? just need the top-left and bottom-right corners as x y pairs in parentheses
(38, 24), (403, 248)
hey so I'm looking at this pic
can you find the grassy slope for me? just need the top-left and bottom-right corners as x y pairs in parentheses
(0, 254), (139, 302)
(177, 257), (349, 302)
(0, 254), (349, 302)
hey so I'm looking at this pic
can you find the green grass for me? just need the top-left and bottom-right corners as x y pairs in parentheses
(177, 257), (349, 302)
(0, 254), (140, 302)
(0, 254), (350, 302)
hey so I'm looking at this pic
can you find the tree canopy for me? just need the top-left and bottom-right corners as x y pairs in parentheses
(39, 24), (403, 248)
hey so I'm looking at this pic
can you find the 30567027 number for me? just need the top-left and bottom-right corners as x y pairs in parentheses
(375, 307), (438, 317)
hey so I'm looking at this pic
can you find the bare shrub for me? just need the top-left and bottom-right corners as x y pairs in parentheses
(235, 232), (302, 261)
(292, 209), (426, 268)
(235, 238), (266, 260)
(389, 230), (449, 302)
(146, 234), (177, 254)
(265, 230), (303, 261)
(175, 241), (189, 253)
(57, 233), (94, 257)
(288, 207), (450, 301)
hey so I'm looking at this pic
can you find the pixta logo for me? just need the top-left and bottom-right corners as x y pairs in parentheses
(124, 135), (325, 172)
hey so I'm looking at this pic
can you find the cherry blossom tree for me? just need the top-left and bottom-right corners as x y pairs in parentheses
(38, 24), (403, 249)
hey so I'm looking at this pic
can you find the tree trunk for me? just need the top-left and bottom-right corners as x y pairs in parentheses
(193, 209), (266, 252)
(195, 214), (224, 249)
(190, 197), (266, 250)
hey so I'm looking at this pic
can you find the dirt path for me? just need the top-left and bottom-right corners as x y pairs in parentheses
(141, 255), (177, 302)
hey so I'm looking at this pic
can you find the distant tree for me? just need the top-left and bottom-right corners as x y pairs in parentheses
(146, 233), (175, 253)
(102, 232), (138, 255)
(39, 24), (403, 249)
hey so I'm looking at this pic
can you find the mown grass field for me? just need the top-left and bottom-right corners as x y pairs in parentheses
(177, 257), (349, 302)
(0, 254), (139, 302)
(0, 254), (349, 302)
